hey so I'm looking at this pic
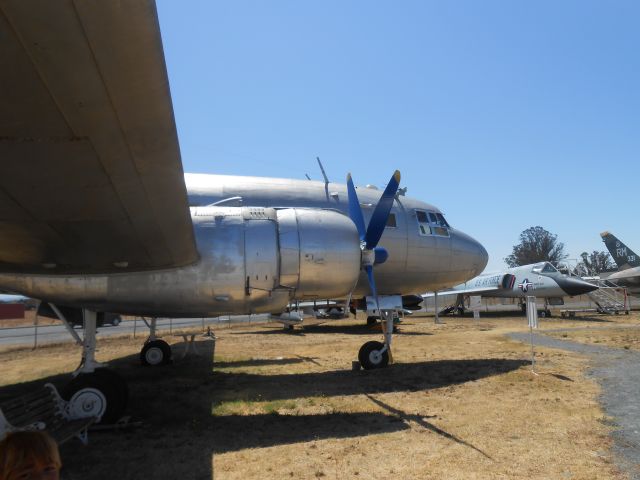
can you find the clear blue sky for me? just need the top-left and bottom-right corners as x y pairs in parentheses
(156, 1), (639, 272)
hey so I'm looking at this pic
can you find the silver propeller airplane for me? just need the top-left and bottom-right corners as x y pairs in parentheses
(0, 1), (487, 423)
(425, 262), (598, 317)
(600, 232), (640, 294)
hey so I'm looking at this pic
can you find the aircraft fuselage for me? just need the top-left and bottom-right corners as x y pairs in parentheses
(0, 174), (488, 317)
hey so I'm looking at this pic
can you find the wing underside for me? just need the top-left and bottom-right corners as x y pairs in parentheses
(0, 0), (198, 274)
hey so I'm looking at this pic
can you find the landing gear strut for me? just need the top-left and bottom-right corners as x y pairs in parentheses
(359, 310), (395, 370)
(59, 309), (128, 424)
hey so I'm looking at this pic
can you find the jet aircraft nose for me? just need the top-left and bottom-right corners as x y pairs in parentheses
(554, 276), (599, 296)
(450, 229), (489, 278)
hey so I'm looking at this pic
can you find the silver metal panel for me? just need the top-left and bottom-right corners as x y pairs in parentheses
(0, 0), (197, 273)
(244, 218), (279, 309)
(276, 209), (301, 290)
(294, 209), (361, 299)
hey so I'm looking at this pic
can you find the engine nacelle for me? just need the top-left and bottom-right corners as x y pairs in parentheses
(191, 206), (362, 314)
(1, 207), (363, 318)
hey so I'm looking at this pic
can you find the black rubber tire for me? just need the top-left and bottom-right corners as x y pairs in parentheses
(61, 370), (126, 424)
(110, 316), (121, 327)
(91, 368), (128, 410)
(358, 341), (389, 370)
(140, 340), (172, 366)
(366, 316), (378, 326)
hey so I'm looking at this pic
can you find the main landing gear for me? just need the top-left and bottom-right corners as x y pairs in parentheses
(519, 299), (551, 317)
(358, 310), (396, 370)
(57, 309), (128, 424)
(139, 317), (172, 366)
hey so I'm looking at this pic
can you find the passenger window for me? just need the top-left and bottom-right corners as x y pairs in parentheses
(386, 213), (397, 228)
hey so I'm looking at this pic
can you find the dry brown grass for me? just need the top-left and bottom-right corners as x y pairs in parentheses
(0, 313), (626, 479)
(546, 311), (640, 351)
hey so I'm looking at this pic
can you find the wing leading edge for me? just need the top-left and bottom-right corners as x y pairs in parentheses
(0, 0), (198, 273)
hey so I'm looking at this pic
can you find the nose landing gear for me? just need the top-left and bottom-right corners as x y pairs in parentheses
(358, 309), (396, 370)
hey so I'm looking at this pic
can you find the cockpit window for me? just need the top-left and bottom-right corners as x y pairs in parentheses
(435, 213), (450, 228)
(415, 209), (449, 237)
(531, 262), (558, 274)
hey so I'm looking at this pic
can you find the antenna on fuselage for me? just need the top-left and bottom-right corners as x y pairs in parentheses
(317, 157), (329, 186)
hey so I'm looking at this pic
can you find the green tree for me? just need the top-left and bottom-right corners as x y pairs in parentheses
(576, 250), (615, 275)
(504, 226), (568, 267)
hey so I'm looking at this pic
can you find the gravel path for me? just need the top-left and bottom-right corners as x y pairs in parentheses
(510, 331), (640, 479)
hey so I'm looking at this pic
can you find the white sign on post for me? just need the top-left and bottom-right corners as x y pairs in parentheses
(526, 295), (538, 373)
(470, 295), (482, 319)
(526, 296), (538, 329)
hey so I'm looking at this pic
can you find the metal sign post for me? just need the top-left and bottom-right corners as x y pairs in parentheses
(526, 296), (538, 374)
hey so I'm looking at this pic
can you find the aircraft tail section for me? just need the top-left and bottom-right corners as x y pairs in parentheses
(601, 231), (640, 270)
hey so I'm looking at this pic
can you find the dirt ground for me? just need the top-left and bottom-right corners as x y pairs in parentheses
(0, 312), (631, 479)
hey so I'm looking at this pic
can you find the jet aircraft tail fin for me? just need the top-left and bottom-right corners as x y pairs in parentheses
(601, 231), (640, 270)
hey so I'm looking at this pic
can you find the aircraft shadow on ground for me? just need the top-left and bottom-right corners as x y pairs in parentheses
(0, 341), (526, 479)
(231, 322), (434, 336)
(212, 358), (528, 403)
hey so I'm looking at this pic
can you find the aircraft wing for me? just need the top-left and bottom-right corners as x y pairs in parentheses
(0, 1), (198, 274)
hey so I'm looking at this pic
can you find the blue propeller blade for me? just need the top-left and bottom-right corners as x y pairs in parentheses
(365, 264), (380, 312)
(365, 170), (401, 250)
(346, 173), (366, 242)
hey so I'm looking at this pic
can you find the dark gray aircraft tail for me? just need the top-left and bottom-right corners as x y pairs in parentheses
(601, 231), (640, 270)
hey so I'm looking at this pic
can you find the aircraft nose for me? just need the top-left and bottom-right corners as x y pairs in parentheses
(450, 229), (489, 278)
(555, 276), (599, 296)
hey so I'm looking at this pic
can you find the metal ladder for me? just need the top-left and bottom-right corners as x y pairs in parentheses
(556, 260), (629, 314)
(586, 285), (627, 313)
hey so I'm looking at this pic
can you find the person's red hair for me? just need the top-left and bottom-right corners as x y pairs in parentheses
(0, 431), (61, 480)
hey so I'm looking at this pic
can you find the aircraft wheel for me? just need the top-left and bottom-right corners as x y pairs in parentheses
(366, 316), (378, 326)
(358, 341), (389, 370)
(61, 369), (127, 424)
(539, 310), (547, 318)
(111, 316), (121, 327)
(140, 340), (172, 366)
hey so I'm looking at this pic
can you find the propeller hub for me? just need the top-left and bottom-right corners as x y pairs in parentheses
(362, 248), (375, 267)
(373, 246), (388, 265)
